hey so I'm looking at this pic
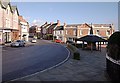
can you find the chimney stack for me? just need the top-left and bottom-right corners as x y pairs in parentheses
(64, 22), (66, 27)
(57, 20), (60, 26)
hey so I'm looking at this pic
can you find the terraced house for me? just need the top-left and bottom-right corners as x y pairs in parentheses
(0, 0), (19, 44)
(54, 23), (114, 43)
(29, 25), (41, 39)
(41, 20), (60, 40)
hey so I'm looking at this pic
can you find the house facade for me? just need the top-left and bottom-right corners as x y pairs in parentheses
(40, 22), (51, 39)
(54, 23), (115, 43)
(0, 1), (3, 44)
(0, 0), (19, 44)
(91, 24), (114, 39)
(19, 16), (29, 41)
(41, 20), (60, 40)
(29, 25), (41, 39)
(54, 25), (65, 42)
(11, 6), (19, 42)
(64, 24), (81, 42)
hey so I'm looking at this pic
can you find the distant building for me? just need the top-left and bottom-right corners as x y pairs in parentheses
(54, 25), (65, 42)
(41, 20), (60, 40)
(40, 22), (51, 39)
(54, 23), (115, 43)
(19, 16), (29, 41)
(29, 25), (41, 39)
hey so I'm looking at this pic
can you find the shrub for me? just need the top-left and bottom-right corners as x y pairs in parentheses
(106, 31), (120, 82)
(107, 31), (120, 60)
(67, 44), (80, 60)
(73, 52), (80, 60)
(67, 44), (77, 52)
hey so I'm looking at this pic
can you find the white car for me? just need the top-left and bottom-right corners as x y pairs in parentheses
(11, 40), (25, 47)
(31, 38), (37, 43)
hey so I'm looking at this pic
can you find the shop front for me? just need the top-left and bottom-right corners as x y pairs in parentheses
(0, 30), (2, 44)
(3, 30), (11, 43)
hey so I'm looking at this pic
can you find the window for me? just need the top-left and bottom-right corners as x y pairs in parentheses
(107, 30), (110, 35)
(38, 28), (41, 30)
(96, 30), (100, 35)
(80, 30), (83, 35)
(60, 31), (62, 34)
(73, 30), (76, 35)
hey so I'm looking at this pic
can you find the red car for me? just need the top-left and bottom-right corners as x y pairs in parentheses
(55, 39), (62, 43)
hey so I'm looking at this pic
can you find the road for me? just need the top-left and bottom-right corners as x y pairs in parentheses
(2, 40), (69, 82)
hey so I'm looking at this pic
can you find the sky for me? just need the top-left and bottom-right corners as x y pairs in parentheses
(11, 2), (118, 30)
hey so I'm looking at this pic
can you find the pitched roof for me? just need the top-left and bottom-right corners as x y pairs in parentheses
(1, 0), (10, 8)
(11, 6), (19, 15)
(30, 25), (37, 29)
(0, 0), (19, 15)
(41, 23), (47, 28)
(47, 23), (58, 29)
(0, 0), (14, 14)
(55, 26), (64, 30)
(92, 24), (112, 27)
(66, 24), (82, 27)
(43, 24), (51, 29)
(19, 16), (27, 23)
(0, 0), (1, 5)
(66, 23), (112, 29)
(11, 6), (16, 12)
(77, 34), (107, 42)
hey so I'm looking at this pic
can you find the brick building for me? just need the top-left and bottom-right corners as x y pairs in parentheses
(29, 25), (41, 39)
(41, 20), (60, 40)
(54, 23), (115, 43)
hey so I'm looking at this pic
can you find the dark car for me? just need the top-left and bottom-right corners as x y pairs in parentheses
(66, 40), (75, 44)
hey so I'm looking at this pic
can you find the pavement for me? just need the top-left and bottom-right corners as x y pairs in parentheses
(14, 45), (110, 82)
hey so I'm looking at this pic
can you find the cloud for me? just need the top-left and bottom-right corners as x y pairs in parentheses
(31, 19), (45, 27)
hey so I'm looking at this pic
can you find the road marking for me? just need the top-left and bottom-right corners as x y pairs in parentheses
(7, 44), (70, 82)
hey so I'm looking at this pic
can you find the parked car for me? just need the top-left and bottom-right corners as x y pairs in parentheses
(31, 38), (37, 43)
(66, 40), (75, 44)
(54, 39), (62, 43)
(11, 40), (25, 47)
